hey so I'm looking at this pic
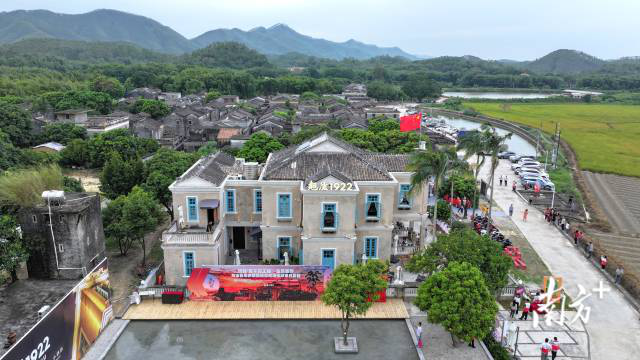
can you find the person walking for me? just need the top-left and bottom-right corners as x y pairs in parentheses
(512, 180), (517, 192)
(504, 175), (508, 186)
(509, 203), (514, 217)
(513, 293), (522, 315)
(541, 338), (552, 360)
(519, 301), (530, 320)
(510, 301), (518, 318)
(523, 208), (529, 222)
(551, 337), (560, 360)
(416, 322), (423, 348)
(615, 266), (624, 284)
(587, 242), (594, 259)
(468, 337), (475, 348)
(499, 175), (503, 186)
(600, 255), (608, 270)
(574, 229), (580, 245)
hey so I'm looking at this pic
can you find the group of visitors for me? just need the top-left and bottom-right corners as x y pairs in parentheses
(543, 208), (571, 233)
(442, 194), (473, 217)
(540, 337), (561, 360)
(498, 175), (509, 187)
(509, 289), (548, 321)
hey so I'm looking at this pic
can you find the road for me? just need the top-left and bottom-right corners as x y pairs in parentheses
(479, 159), (640, 360)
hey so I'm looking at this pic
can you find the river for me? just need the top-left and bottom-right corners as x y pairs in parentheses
(432, 115), (537, 156)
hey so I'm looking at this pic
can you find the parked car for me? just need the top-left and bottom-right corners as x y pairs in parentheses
(498, 151), (516, 159)
(512, 162), (541, 172)
(510, 154), (536, 163)
(519, 167), (548, 178)
(521, 177), (555, 191)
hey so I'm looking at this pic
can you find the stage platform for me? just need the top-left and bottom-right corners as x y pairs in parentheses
(123, 298), (409, 320)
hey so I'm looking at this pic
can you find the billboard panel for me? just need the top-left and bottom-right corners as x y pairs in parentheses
(187, 265), (331, 301)
(1, 258), (113, 360)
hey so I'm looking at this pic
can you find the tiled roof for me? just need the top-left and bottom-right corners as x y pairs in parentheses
(178, 152), (237, 186)
(217, 128), (242, 141)
(262, 133), (409, 181)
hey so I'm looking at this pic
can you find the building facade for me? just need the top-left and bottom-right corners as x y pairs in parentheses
(18, 192), (106, 280)
(162, 133), (424, 286)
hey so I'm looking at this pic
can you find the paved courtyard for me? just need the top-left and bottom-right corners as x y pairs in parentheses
(103, 320), (419, 360)
(479, 159), (640, 360)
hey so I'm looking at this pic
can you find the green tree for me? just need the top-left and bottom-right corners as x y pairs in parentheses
(143, 149), (198, 220)
(103, 187), (160, 264)
(408, 147), (462, 245)
(49, 90), (114, 115)
(0, 100), (32, 147)
(0, 130), (23, 171)
(59, 139), (89, 167)
(99, 153), (145, 199)
(130, 99), (170, 119)
(0, 215), (29, 283)
(401, 73), (441, 101)
(438, 174), (476, 203)
(85, 129), (159, 168)
(90, 75), (125, 99)
(406, 228), (512, 292)
(63, 176), (85, 192)
(205, 90), (222, 103)
(481, 125), (512, 219)
(321, 260), (387, 345)
(457, 131), (487, 217)
(237, 133), (284, 163)
(415, 261), (498, 345)
(37, 123), (87, 145)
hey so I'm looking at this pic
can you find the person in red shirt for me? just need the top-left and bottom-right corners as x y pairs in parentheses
(541, 338), (552, 360)
(519, 301), (530, 320)
(551, 336), (560, 360)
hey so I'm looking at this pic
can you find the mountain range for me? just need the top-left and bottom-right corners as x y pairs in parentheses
(0, 9), (416, 60)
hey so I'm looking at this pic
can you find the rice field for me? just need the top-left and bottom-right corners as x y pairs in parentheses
(465, 103), (640, 177)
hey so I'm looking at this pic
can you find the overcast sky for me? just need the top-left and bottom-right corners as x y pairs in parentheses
(1, 0), (638, 60)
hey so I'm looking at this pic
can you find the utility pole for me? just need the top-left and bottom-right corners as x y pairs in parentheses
(551, 122), (560, 169)
(553, 124), (561, 170)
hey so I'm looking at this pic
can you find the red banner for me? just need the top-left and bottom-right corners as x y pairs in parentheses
(186, 265), (332, 301)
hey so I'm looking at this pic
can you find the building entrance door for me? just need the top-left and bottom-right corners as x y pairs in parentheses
(233, 227), (245, 249)
(322, 249), (335, 270)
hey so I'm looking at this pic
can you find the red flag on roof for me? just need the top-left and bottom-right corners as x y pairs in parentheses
(400, 112), (422, 132)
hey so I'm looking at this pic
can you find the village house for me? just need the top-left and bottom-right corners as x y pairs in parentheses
(54, 109), (89, 124)
(161, 133), (425, 286)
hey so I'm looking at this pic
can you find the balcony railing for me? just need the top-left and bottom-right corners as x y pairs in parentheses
(162, 221), (222, 245)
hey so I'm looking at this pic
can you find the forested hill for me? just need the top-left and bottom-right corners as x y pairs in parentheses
(517, 49), (606, 74)
(191, 24), (417, 60)
(0, 9), (417, 60)
(0, 9), (193, 54)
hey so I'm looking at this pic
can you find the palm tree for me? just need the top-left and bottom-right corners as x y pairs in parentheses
(457, 130), (487, 219)
(482, 124), (512, 219)
(408, 146), (461, 247)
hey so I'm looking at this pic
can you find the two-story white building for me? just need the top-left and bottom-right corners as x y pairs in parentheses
(162, 133), (425, 286)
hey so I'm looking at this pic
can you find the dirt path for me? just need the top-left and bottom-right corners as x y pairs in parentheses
(108, 219), (168, 315)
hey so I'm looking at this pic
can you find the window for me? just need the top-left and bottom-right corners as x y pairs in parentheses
(277, 193), (292, 219)
(32, 215), (37, 223)
(277, 237), (291, 261)
(226, 190), (236, 213)
(59, 214), (65, 223)
(183, 252), (195, 277)
(365, 194), (381, 220)
(364, 237), (377, 258)
(44, 214), (51, 225)
(322, 203), (337, 232)
(398, 184), (412, 209)
(254, 190), (262, 213)
(187, 197), (198, 221)
(58, 243), (65, 253)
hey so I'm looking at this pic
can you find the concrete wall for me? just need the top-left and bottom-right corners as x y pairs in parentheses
(18, 194), (105, 279)
(260, 182), (302, 226)
(301, 193), (357, 238)
(163, 245), (221, 286)
(223, 185), (262, 224)
(172, 190), (219, 228)
(355, 228), (393, 261)
(302, 239), (355, 267)
(261, 227), (302, 260)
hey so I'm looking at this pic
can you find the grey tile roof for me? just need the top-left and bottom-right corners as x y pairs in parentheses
(178, 151), (237, 186)
(262, 133), (410, 181)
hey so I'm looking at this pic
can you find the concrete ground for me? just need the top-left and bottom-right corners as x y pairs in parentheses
(0, 279), (77, 356)
(480, 159), (640, 360)
(102, 320), (419, 360)
(405, 302), (488, 360)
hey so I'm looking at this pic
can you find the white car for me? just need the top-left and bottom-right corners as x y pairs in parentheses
(512, 161), (541, 171)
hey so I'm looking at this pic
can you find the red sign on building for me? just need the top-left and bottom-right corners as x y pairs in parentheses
(186, 265), (332, 301)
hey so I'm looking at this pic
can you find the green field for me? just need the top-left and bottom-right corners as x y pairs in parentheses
(464, 103), (640, 177)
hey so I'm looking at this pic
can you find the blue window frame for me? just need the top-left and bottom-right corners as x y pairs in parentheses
(183, 251), (195, 276)
(365, 194), (381, 219)
(225, 190), (236, 213)
(277, 193), (292, 218)
(398, 184), (412, 209)
(322, 203), (337, 231)
(277, 236), (292, 260)
(187, 197), (198, 221)
(364, 237), (378, 258)
(254, 190), (262, 213)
